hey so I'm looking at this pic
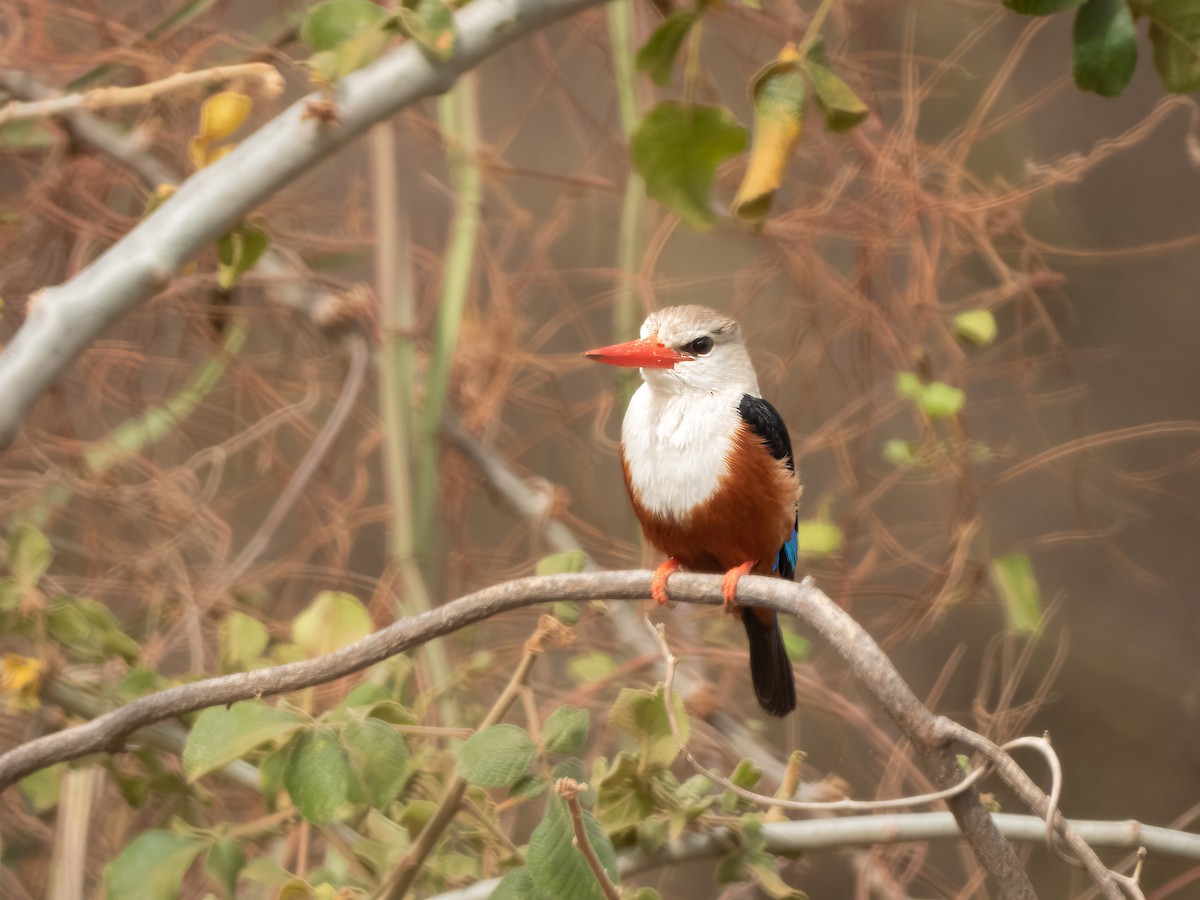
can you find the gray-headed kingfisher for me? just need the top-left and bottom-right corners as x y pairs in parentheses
(586, 305), (799, 717)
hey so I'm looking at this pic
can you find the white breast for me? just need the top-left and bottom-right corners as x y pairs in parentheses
(621, 384), (745, 519)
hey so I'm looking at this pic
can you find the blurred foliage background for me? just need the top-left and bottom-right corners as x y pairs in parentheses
(1, 0), (1199, 897)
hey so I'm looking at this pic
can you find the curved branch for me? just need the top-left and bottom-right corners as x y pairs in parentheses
(2, 571), (1037, 896)
(429, 813), (1200, 900)
(0, 0), (605, 449)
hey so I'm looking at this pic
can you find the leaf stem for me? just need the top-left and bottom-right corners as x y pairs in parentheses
(797, 0), (840, 57)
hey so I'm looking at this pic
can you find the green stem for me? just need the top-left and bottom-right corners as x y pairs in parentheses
(372, 122), (457, 722)
(416, 72), (482, 554)
(796, 0), (840, 57)
(607, 0), (644, 406)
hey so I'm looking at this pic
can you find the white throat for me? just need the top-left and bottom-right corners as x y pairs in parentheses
(622, 382), (756, 519)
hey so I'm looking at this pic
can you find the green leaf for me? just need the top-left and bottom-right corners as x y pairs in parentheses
(20, 762), (65, 812)
(1073, 0), (1138, 96)
(8, 525), (51, 589)
(1144, 0), (1200, 92)
(103, 830), (208, 900)
(729, 758), (763, 790)
(883, 439), (915, 467)
(624, 890), (665, 900)
(793, 520), (843, 559)
(631, 101), (748, 230)
(457, 724), (538, 787)
(554, 758), (595, 806)
(491, 867), (548, 900)
(1004, 0), (1084, 14)
(551, 601), (581, 624)
(205, 839), (246, 899)
(527, 791), (618, 900)
(46, 596), (139, 662)
(732, 52), (806, 223)
(634, 12), (696, 87)
(116, 667), (167, 701)
(543, 705), (590, 755)
(397, 0), (456, 60)
(953, 309), (998, 346)
(920, 382), (965, 418)
(284, 729), (352, 824)
(805, 43), (868, 133)
(509, 773), (548, 799)
(301, 0), (391, 52)
(568, 652), (615, 684)
(218, 611), (269, 673)
(535, 549), (589, 575)
(748, 859), (807, 899)
(780, 625), (810, 663)
(292, 591), (372, 657)
(895, 373), (965, 419)
(608, 685), (686, 769)
(216, 224), (269, 291)
(989, 553), (1044, 635)
(593, 751), (654, 832)
(342, 718), (409, 808)
(184, 702), (305, 781)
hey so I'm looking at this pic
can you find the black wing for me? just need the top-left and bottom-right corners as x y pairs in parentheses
(739, 394), (798, 580)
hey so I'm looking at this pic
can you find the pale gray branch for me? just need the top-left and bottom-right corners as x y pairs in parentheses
(0, 0), (605, 448)
(429, 813), (1200, 900)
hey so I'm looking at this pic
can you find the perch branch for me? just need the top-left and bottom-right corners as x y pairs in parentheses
(0, 0), (608, 449)
(2, 571), (1037, 896)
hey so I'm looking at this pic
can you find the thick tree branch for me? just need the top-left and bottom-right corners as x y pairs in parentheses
(0, 0), (606, 449)
(3, 571), (1043, 895)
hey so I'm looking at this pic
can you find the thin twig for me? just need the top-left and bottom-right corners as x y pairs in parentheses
(220, 331), (370, 588)
(377, 616), (569, 899)
(556, 777), (620, 900)
(0, 63), (284, 126)
(647, 618), (987, 812)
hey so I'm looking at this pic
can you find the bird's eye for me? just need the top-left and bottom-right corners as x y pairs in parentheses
(687, 336), (714, 355)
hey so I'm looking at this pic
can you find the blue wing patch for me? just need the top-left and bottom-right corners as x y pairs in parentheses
(773, 522), (798, 580)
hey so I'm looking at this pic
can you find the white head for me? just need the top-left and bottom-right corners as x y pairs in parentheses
(585, 305), (760, 397)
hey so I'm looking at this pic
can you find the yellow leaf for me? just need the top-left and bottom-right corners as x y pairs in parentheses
(188, 135), (210, 170)
(200, 91), (252, 141)
(1, 654), (42, 712)
(731, 45), (807, 224)
(206, 144), (236, 165)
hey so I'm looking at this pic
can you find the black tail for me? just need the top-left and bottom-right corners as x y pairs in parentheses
(741, 611), (797, 717)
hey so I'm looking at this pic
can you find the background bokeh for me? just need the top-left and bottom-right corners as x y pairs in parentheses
(2, 0), (1199, 896)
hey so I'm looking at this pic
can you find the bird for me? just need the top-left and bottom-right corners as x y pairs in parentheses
(585, 305), (799, 717)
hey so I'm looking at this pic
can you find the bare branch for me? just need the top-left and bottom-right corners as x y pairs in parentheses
(0, 0), (606, 449)
(648, 617), (990, 812)
(556, 777), (620, 900)
(0, 63), (284, 126)
(2, 570), (1034, 895)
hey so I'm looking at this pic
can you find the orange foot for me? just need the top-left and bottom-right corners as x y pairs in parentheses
(651, 558), (681, 605)
(721, 561), (756, 613)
